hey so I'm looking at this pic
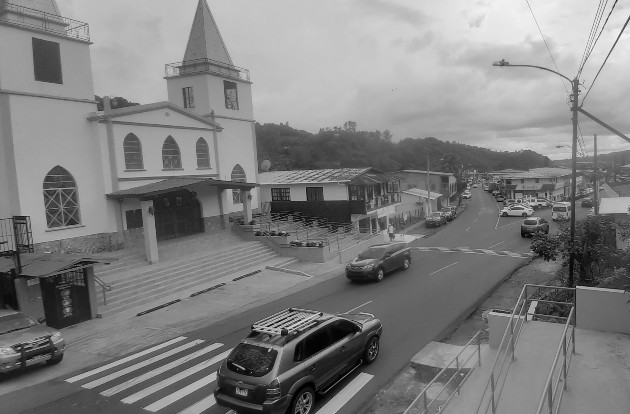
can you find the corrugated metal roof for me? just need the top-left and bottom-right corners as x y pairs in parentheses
(0, 253), (108, 277)
(399, 170), (455, 177)
(107, 177), (257, 199)
(259, 168), (373, 185)
(599, 197), (630, 215)
(402, 188), (442, 200)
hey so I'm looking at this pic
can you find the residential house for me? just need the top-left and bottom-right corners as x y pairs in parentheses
(491, 168), (585, 200)
(395, 170), (457, 211)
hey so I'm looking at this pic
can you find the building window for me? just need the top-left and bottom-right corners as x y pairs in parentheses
(535, 178), (540, 183)
(196, 138), (210, 168)
(162, 136), (182, 169)
(123, 133), (143, 170)
(306, 187), (324, 201)
(43, 166), (80, 228)
(182, 87), (194, 108)
(349, 185), (364, 200)
(224, 81), (239, 110)
(271, 188), (291, 201)
(125, 209), (143, 229)
(32, 38), (62, 84)
(231, 164), (246, 204)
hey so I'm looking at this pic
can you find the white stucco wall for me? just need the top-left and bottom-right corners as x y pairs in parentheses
(258, 183), (349, 202)
(0, 25), (95, 100)
(576, 286), (630, 334)
(8, 95), (112, 242)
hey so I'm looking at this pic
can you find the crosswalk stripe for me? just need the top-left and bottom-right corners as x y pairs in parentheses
(316, 372), (373, 414)
(83, 339), (205, 389)
(66, 336), (188, 383)
(144, 372), (217, 412)
(177, 395), (216, 414)
(121, 349), (231, 404)
(100, 343), (223, 397)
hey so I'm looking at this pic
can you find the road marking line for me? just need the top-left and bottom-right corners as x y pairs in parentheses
(316, 372), (373, 414)
(474, 218), (478, 222)
(100, 343), (223, 396)
(83, 339), (204, 389)
(144, 372), (217, 412)
(466, 226), (470, 232)
(66, 336), (187, 383)
(430, 262), (458, 275)
(121, 349), (231, 404)
(345, 301), (372, 313)
(488, 241), (504, 249)
(178, 395), (216, 414)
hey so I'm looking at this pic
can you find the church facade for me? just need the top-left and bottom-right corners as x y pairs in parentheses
(0, 0), (259, 263)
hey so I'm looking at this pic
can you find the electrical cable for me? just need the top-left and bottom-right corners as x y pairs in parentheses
(582, 12), (630, 106)
(524, 0), (569, 95)
(578, 0), (608, 77)
(578, 0), (619, 77)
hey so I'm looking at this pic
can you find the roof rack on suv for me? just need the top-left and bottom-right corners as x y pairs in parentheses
(252, 308), (323, 336)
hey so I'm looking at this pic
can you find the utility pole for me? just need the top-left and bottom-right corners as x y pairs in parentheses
(426, 155), (431, 216)
(594, 134), (599, 215)
(568, 77), (579, 288)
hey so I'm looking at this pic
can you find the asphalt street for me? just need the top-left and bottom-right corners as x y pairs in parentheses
(0, 187), (590, 414)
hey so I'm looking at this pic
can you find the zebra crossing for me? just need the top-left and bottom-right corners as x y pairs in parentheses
(65, 336), (373, 414)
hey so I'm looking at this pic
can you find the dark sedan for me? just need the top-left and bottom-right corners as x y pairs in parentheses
(346, 242), (411, 282)
(581, 198), (594, 207)
(425, 212), (447, 227)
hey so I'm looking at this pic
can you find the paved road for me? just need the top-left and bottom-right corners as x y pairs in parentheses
(1, 187), (589, 414)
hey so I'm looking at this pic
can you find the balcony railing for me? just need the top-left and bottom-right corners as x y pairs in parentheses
(366, 193), (401, 210)
(165, 58), (250, 82)
(0, 2), (90, 41)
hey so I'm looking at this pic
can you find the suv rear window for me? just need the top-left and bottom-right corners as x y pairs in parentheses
(227, 343), (278, 377)
(552, 206), (568, 212)
(523, 219), (538, 225)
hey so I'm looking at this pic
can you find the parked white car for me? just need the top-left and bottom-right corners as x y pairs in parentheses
(462, 191), (472, 199)
(500, 204), (534, 217)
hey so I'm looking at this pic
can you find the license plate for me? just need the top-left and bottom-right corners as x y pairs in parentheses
(235, 387), (248, 397)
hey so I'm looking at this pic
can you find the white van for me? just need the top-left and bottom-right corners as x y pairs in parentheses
(552, 202), (571, 221)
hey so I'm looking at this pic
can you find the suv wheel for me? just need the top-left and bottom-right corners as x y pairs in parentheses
(47, 353), (64, 365)
(291, 386), (315, 414)
(402, 258), (410, 270)
(375, 268), (385, 282)
(364, 336), (380, 364)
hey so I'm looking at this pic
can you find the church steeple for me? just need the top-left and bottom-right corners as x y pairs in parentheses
(182, 0), (233, 65)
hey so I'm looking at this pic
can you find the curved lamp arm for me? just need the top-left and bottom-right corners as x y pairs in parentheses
(492, 60), (573, 83)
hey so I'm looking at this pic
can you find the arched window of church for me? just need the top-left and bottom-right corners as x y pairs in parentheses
(123, 133), (144, 170)
(231, 164), (247, 204)
(196, 138), (211, 169)
(43, 166), (81, 228)
(162, 136), (182, 169)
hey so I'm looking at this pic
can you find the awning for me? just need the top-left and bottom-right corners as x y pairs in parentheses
(541, 183), (556, 191)
(107, 177), (258, 200)
(0, 253), (113, 278)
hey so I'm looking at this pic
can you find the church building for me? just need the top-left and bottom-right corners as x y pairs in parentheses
(0, 0), (260, 265)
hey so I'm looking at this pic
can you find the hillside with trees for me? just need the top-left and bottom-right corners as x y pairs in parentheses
(256, 122), (552, 175)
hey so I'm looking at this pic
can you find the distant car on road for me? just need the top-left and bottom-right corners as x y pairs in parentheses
(0, 310), (65, 374)
(462, 191), (472, 199)
(521, 217), (549, 237)
(345, 242), (411, 282)
(500, 204), (534, 217)
(496, 195), (505, 202)
(581, 198), (594, 207)
(441, 207), (455, 221)
(426, 212), (448, 227)
(472, 184), (478, 188)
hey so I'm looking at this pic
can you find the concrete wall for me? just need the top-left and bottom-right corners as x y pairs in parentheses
(487, 311), (526, 349)
(576, 286), (630, 334)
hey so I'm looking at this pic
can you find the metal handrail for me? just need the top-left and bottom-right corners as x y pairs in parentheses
(474, 284), (575, 414)
(403, 331), (483, 414)
(1, 2), (90, 41)
(94, 274), (112, 306)
(535, 306), (576, 414)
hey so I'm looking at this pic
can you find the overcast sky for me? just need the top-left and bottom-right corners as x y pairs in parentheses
(59, 0), (630, 160)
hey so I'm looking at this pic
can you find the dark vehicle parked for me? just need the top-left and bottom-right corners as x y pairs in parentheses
(496, 194), (505, 202)
(581, 198), (594, 207)
(214, 308), (383, 414)
(521, 217), (550, 237)
(425, 212), (447, 227)
(345, 242), (411, 282)
(0, 310), (65, 374)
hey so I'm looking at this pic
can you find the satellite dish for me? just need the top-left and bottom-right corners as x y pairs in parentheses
(260, 159), (272, 171)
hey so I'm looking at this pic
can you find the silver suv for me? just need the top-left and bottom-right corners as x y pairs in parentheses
(214, 308), (383, 414)
(0, 310), (65, 374)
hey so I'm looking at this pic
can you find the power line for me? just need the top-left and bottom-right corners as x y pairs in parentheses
(578, 0), (608, 77)
(524, 0), (569, 96)
(578, 0), (619, 77)
(581, 12), (630, 105)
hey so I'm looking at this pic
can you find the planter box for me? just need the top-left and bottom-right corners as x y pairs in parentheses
(285, 245), (337, 263)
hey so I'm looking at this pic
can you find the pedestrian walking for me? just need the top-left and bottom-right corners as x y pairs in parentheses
(388, 224), (395, 241)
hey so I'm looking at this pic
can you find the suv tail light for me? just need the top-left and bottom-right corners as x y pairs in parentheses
(266, 378), (281, 400)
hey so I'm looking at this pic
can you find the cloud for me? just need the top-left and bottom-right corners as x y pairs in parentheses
(404, 31), (435, 53)
(468, 14), (485, 29)
(354, 0), (429, 26)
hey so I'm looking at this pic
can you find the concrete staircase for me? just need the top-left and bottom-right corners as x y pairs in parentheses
(94, 232), (282, 317)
